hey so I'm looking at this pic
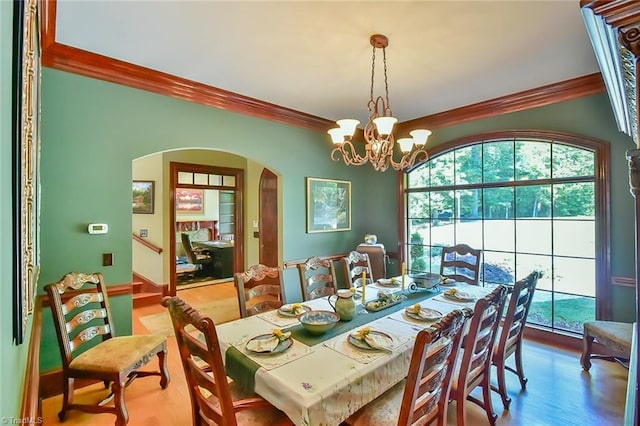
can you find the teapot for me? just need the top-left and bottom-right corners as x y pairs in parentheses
(328, 289), (356, 321)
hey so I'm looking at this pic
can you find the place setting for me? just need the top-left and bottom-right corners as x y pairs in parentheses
(433, 287), (478, 307)
(323, 322), (410, 364)
(239, 328), (312, 370)
(258, 302), (312, 327)
(387, 302), (443, 327)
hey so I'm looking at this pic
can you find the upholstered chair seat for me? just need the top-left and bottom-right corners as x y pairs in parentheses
(69, 335), (166, 372)
(581, 320), (633, 370)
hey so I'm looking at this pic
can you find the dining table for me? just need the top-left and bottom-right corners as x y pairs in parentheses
(214, 278), (493, 426)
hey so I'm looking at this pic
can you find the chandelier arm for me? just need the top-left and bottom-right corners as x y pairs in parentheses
(331, 141), (369, 166)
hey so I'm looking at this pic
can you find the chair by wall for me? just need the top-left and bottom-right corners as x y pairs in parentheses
(492, 270), (541, 409)
(162, 296), (293, 426)
(297, 256), (337, 301)
(356, 243), (387, 281)
(440, 244), (482, 285)
(342, 251), (373, 288)
(344, 309), (472, 426)
(234, 264), (285, 318)
(581, 320), (633, 371)
(45, 272), (170, 425)
(449, 284), (508, 426)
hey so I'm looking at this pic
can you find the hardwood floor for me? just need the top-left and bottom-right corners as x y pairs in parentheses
(41, 283), (628, 425)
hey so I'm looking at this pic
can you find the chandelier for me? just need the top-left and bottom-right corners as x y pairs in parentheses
(328, 34), (431, 172)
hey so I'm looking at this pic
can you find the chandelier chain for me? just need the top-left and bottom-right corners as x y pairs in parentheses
(370, 45), (376, 101)
(382, 47), (390, 107)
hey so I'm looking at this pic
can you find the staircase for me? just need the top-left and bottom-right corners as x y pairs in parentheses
(132, 273), (165, 308)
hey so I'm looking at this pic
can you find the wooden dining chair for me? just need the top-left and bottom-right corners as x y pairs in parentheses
(344, 309), (472, 426)
(45, 272), (170, 425)
(162, 296), (293, 426)
(439, 244), (482, 285)
(492, 270), (541, 409)
(297, 256), (337, 301)
(342, 251), (374, 288)
(449, 284), (508, 426)
(234, 264), (285, 317)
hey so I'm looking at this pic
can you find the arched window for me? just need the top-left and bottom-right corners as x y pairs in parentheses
(404, 131), (610, 335)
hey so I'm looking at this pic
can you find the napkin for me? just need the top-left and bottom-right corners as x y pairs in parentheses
(350, 329), (393, 352)
(246, 335), (279, 353)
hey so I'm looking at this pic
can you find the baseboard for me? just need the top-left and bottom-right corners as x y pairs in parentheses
(40, 370), (101, 399)
(132, 272), (167, 294)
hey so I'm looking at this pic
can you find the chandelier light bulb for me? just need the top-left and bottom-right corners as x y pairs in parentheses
(397, 138), (415, 153)
(327, 128), (348, 144)
(336, 119), (360, 136)
(373, 116), (398, 136)
(410, 129), (432, 146)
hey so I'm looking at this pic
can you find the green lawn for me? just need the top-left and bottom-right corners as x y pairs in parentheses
(528, 292), (595, 333)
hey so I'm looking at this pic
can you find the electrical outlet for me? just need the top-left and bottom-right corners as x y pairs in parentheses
(140, 229), (148, 237)
(103, 253), (113, 266)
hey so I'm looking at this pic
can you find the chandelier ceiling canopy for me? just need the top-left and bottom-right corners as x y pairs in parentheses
(328, 34), (431, 172)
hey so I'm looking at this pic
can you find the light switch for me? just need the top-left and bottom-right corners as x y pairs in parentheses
(252, 220), (259, 228)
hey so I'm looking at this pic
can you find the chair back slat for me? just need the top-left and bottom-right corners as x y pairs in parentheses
(69, 324), (111, 352)
(297, 257), (337, 301)
(457, 285), (508, 395)
(163, 296), (237, 426)
(398, 308), (472, 426)
(342, 251), (373, 288)
(439, 244), (482, 285)
(45, 272), (115, 367)
(234, 264), (285, 318)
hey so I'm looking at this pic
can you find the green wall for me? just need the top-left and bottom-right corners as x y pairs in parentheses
(1, 21), (634, 402)
(37, 68), (397, 372)
(429, 93), (636, 322)
(1, 0), (31, 418)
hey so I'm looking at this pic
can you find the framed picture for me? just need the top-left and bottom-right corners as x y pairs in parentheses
(12, 0), (41, 345)
(306, 177), (351, 233)
(132, 181), (155, 214)
(176, 189), (204, 213)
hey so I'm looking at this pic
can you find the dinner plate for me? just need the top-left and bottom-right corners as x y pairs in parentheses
(405, 307), (443, 321)
(377, 278), (400, 287)
(277, 304), (311, 317)
(245, 334), (293, 354)
(443, 291), (476, 302)
(347, 330), (393, 351)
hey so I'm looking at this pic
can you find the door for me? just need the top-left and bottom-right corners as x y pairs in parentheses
(259, 168), (278, 267)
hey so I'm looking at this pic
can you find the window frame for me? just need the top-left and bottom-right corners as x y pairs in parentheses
(399, 130), (611, 321)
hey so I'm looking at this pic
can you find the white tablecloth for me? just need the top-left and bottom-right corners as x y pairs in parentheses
(215, 283), (491, 426)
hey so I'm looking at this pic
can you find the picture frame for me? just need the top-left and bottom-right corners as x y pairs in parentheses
(306, 177), (351, 233)
(12, 0), (41, 345)
(132, 181), (155, 214)
(176, 189), (204, 213)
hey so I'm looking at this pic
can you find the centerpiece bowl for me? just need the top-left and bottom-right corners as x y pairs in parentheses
(299, 310), (340, 335)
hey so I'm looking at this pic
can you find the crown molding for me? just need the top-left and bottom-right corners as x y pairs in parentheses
(41, 0), (606, 135)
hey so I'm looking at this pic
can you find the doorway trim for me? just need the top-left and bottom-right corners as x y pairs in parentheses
(168, 161), (244, 296)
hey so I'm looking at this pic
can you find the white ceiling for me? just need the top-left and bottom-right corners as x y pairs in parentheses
(55, 0), (600, 126)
